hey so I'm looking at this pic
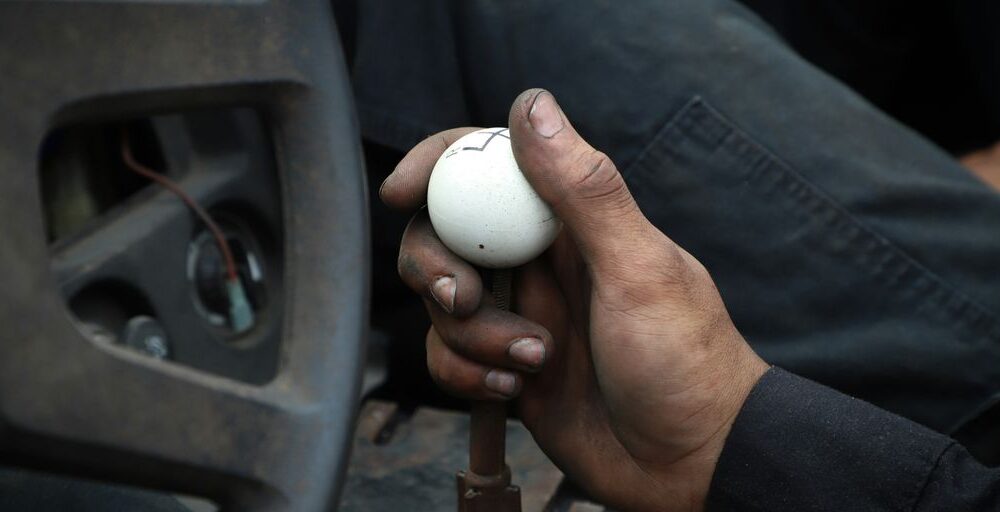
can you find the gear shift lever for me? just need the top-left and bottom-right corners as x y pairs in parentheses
(427, 128), (562, 511)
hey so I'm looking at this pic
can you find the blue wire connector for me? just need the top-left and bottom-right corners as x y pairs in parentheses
(227, 279), (255, 334)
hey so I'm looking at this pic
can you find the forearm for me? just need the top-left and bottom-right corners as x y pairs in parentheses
(708, 368), (1000, 511)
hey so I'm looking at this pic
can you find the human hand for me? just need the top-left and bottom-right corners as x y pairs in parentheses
(381, 89), (769, 511)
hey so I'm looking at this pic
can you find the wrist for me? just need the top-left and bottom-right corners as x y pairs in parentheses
(644, 343), (770, 511)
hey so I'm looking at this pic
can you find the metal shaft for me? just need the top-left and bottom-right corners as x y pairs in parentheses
(469, 401), (507, 476)
(471, 268), (512, 476)
(457, 268), (521, 512)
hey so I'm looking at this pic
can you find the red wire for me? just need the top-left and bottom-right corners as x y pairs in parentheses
(120, 130), (240, 283)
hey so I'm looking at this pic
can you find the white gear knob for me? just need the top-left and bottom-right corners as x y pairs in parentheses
(427, 127), (562, 269)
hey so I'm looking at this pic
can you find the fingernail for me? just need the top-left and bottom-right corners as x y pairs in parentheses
(485, 369), (518, 396)
(529, 91), (565, 138)
(508, 338), (545, 368)
(430, 275), (456, 313)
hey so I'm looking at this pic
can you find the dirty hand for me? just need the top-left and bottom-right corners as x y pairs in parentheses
(381, 89), (769, 511)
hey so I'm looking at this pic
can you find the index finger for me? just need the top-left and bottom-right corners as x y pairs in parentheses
(379, 127), (481, 211)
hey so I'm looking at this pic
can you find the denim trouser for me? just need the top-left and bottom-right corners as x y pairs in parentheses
(350, 0), (1000, 459)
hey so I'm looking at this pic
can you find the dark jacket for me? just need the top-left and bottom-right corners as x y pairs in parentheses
(709, 368), (1000, 510)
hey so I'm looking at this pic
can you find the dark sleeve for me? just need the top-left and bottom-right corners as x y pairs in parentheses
(707, 367), (1000, 511)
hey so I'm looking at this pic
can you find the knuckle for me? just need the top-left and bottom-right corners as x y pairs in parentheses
(650, 247), (699, 295)
(428, 350), (459, 390)
(685, 255), (714, 285)
(425, 337), (444, 381)
(396, 250), (422, 284)
(417, 131), (452, 154)
(396, 250), (412, 277)
(571, 150), (627, 202)
(433, 363), (458, 389)
(650, 250), (722, 316)
(657, 241), (690, 279)
(445, 319), (474, 354)
(432, 132), (453, 153)
(605, 241), (698, 302)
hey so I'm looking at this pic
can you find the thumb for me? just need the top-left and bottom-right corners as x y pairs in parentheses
(509, 89), (650, 267)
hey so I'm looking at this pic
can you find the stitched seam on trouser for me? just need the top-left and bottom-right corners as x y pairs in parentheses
(623, 98), (1000, 430)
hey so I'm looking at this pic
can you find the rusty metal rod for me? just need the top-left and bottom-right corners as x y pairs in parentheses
(457, 269), (521, 511)
(470, 268), (512, 476)
(469, 401), (507, 476)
